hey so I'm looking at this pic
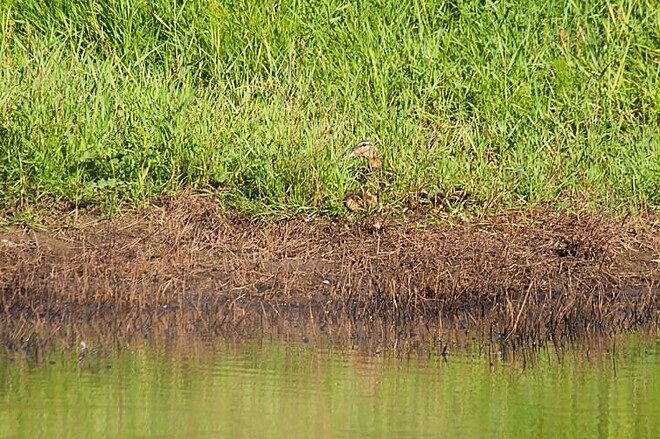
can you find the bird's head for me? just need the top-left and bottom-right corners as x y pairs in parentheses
(344, 139), (382, 170)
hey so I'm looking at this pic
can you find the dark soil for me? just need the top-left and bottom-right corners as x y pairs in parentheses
(1, 193), (658, 354)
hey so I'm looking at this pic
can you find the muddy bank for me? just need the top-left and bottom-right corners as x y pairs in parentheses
(1, 194), (658, 351)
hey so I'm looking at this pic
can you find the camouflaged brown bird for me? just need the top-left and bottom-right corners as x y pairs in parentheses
(344, 139), (382, 171)
(343, 140), (382, 212)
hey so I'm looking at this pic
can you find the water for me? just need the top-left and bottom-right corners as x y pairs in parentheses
(1, 336), (658, 438)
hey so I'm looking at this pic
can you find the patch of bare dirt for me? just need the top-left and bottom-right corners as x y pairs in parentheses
(1, 193), (658, 352)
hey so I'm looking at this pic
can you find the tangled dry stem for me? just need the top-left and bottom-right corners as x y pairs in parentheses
(1, 193), (658, 353)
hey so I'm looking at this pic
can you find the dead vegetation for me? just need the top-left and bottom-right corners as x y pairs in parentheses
(0, 193), (658, 354)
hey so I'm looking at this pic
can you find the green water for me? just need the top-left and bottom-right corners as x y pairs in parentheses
(0, 336), (658, 438)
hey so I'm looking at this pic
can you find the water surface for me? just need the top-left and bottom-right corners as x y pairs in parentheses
(1, 335), (658, 438)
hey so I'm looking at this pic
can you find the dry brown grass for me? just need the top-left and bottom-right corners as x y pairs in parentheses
(1, 193), (658, 354)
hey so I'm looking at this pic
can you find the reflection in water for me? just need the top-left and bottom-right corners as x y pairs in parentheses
(0, 335), (658, 438)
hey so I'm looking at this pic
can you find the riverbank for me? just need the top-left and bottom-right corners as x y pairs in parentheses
(1, 194), (657, 352)
(3, 2), (657, 348)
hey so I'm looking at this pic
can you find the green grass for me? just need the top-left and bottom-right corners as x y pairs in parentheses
(0, 0), (658, 218)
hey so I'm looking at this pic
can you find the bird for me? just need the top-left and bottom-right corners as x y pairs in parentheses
(343, 189), (378, 212)
(344, 139), (382, 172)
(343, 139), (383, 212)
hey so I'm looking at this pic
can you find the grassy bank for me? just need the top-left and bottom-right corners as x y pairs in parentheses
(0, 0), (658, 218)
